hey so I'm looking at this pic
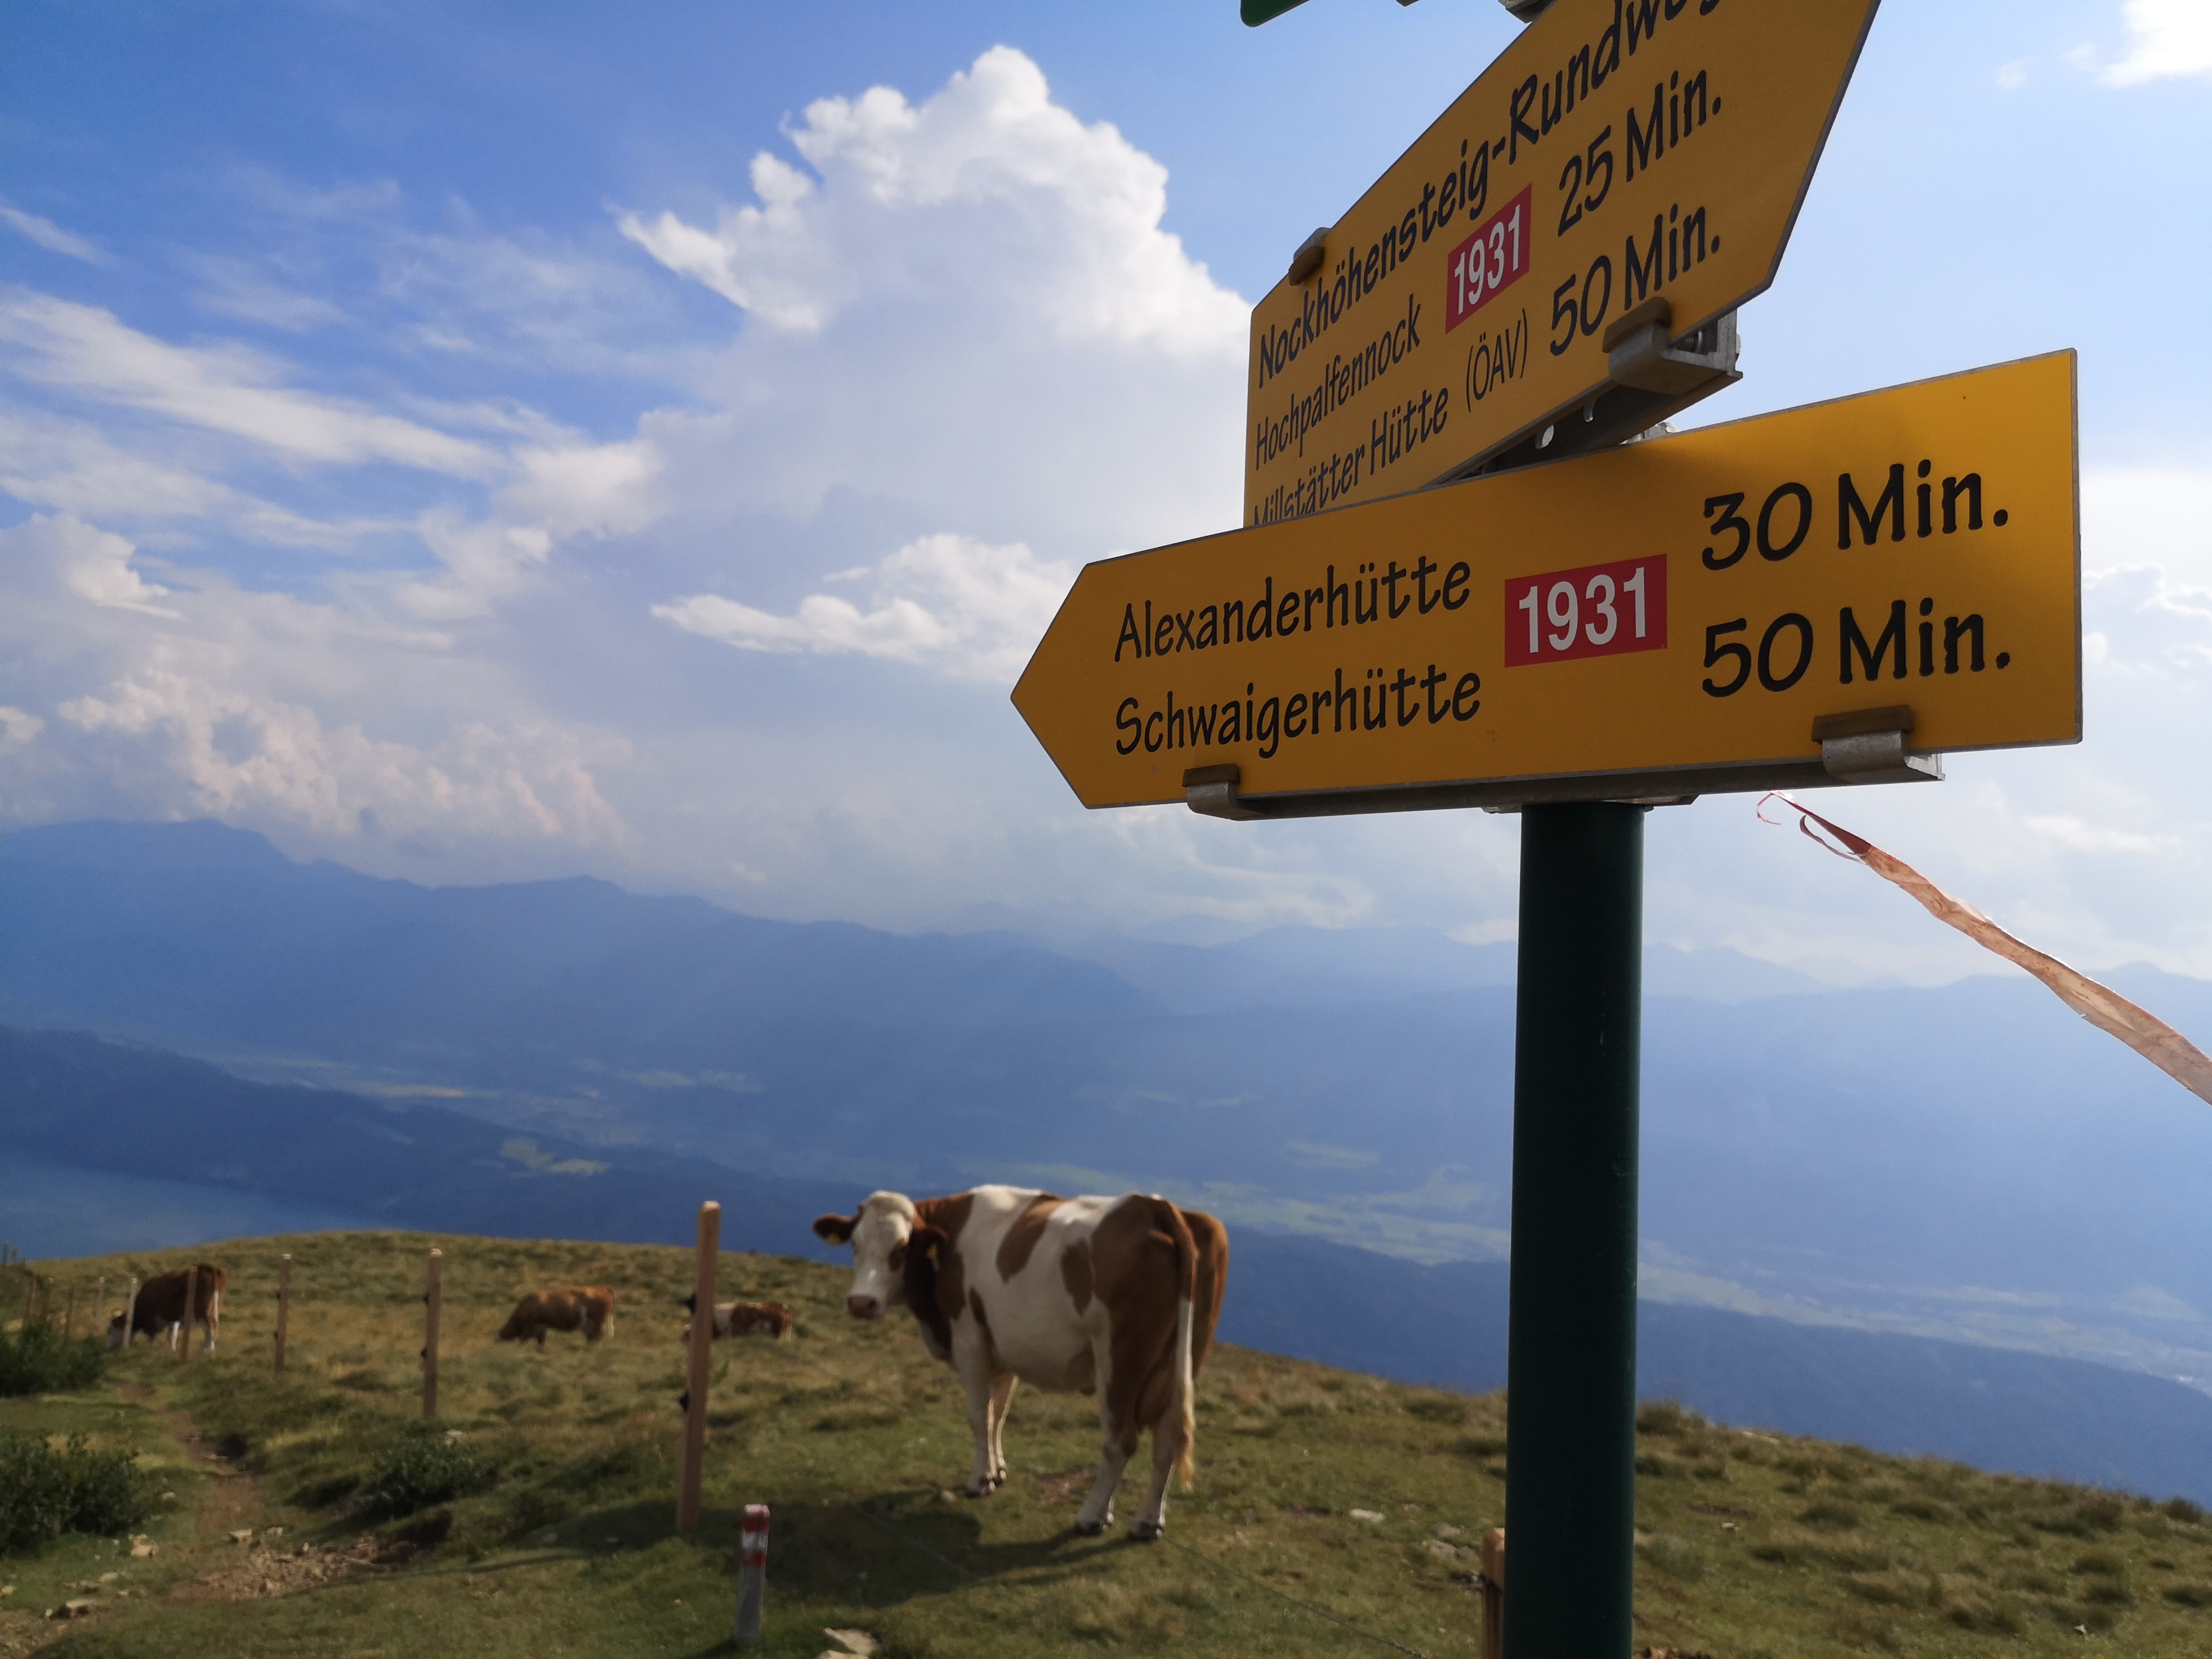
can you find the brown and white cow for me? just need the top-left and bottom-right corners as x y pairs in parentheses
(812, 1186), (1228, 1541)
(685, 1299), (793, 1342)
(106, 1265), (225, 1353)
(495, 1286), (614, 1347)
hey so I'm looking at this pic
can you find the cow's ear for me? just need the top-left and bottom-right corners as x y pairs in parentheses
(812, 1212), (857, 1245)
(908, 1223), (947, 1269)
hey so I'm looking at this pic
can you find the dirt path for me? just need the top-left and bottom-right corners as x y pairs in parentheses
(113, 1380), (260, 1545)
(111, 1380), (426, 1611)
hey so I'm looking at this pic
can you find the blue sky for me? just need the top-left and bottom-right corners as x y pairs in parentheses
(1, 0), (2208, 984)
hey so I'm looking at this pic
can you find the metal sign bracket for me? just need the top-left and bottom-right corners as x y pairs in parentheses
(1442, 309), (1742, 484)
(1813, 705), (1943, 784)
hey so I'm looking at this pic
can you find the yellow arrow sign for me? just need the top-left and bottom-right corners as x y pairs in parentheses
(1016, 353), (2079, 814)
(1245, 0), (1881, 527)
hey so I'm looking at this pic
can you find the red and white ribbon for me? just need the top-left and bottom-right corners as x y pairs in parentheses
(1762, 793), (2212, 1108)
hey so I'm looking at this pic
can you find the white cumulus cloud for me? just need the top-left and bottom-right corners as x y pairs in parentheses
(620, 46), (1245, 357)
(0, 513), (636, 860)
(2085, 0), (2212, 85)
(654, 532), (1071, 683)
(613, 43), (1247, 595)
(3, 512), (180, 617)
(2082, 463), (2212, 584)
(58, 664), (630, 845)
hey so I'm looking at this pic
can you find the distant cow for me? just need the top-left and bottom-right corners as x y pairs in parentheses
(685, 1299), (792, 1343)
(813, 1186), (1228, 1541)
(107, 1265), (226, 1353)
(496, 1287), (614, 1347)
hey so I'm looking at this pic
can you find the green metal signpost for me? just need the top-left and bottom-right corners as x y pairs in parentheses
(1505, 802), (1643, 1657)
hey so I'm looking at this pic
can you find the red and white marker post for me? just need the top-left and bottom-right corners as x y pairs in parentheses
(735, 1503), (769, 1645)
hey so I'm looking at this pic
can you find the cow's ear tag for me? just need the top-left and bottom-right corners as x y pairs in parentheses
(925, 1241), (940, 1265)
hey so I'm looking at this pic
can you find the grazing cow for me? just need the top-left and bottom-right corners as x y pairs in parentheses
(495, 1286), (614, 1347)
(813, 1186), (1228, 1541)
(106, 1265), (225, 1353)
(685, 1299), (792, 1342)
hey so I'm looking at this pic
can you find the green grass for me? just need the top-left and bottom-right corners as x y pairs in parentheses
(2, 1230), (2209, 1656)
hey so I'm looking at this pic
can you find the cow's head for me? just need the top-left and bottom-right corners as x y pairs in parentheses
(104, 1312), (128, 1351)
(813, 1191), (938, 1322)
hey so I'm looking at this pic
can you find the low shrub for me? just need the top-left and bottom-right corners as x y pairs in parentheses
(1889, 1496), (1953, 1524)
(505, 1486), (573, 1535)
(1798, 1498), (1862, 1531)
(0, 1430), (152, 1553)
(1635, 1399), (1700, 1438)
(1401, 1395), (1468, 1425)
(360, 1435), (496, 1517)
(1637, 1531), (1703, 1579)
(0, 1318), (104, 1398)
(2033, 1493), (2127, 1536)
(1944, 1596), (2025, 1634)
(294, 1472), (361, 1510)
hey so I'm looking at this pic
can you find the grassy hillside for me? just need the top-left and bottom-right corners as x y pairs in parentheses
(4, 1233), (2211, 1658)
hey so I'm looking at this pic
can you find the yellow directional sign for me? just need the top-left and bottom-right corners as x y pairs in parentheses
(1017, 353), (2079, 814)
(1245, 0), (1881, 526)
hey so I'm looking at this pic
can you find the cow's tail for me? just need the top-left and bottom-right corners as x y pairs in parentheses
(1158, 1197), (1199, 1489)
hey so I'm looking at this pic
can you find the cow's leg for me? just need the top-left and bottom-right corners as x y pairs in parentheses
(949, 1331), (1004, 1497)
(985, 1371), (1018, 1488)
(1075, 1415), (1138, 1536)
(1127, 1419), (1178, 1541)
(1074, 1341), (1136, 1536)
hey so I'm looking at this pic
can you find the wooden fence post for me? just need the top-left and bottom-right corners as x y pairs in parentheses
(422, 1248), (443, 1419)
(274, 1254), (292, 1377)
(734, 1503), (769, 1644)
(63, 1283), (76, 1341)
(92, 1277), (104, 1343)
(1480, 1527), (1506, 1659)
(178, 1266), (198, 1365)
(676, 1201), (721, 1532)
(123, 1277), (140, 1351)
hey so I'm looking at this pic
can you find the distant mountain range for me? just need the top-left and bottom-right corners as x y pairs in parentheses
(6, 1021), (2211, 1505)
(4, 817), (2210, 1419)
